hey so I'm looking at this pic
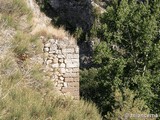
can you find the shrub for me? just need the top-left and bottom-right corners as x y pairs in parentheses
(81, 0), (160, 117)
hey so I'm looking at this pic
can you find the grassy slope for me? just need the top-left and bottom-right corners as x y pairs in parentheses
(0, 0), (102, 119)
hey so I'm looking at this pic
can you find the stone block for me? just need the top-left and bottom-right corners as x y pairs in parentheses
(75, 47), (79, 53)
(71, 59), (79, 64)
(49, 39), (56, 43)
(53, 58), (58, 63)
(50, 44), (57, 51)
(66, 63), (79, 68)
(58, 80), (64, 84)
(59, 76), (64, 81)
(64, 59), (72, 64)
(68, 82), (79, 87)
(58, 55), (65, 58)
(49, 50), (56, 54)
(69, 91), (79, 96)
(66, 54), (79, 59)
(48, 57), (54, 60)
(44, 47), (49, 52)
(62, 48), (67, 54)
(66, 54), (74, 59)
(46, 60), (52, 65)
(58, 50), (62, 54)
(58, 58), (63, 63)
(60, 68), (66, 73)
(73, 78), (79, 82)
(64, 73), (79, 78)
(60, 63), (65, 68)
(65, 48), (75, 53)
(73, 54), (79, 58)
(51, 63), (59, 68)
(63, 82), (68, 87)
(66, 68), (72, 73)
(61, 88), (78, 93)
(72, 68), (79, 73)
(64, 78), (74, 82)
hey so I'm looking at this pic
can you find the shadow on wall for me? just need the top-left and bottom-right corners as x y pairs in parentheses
(37, 0), (94, 33)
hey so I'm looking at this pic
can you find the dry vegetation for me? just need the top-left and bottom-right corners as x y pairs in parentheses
(0, 0), (102, 119)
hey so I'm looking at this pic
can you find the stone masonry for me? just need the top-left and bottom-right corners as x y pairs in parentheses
(43, 38), (79, 99)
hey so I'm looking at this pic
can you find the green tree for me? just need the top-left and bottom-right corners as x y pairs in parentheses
(106, 88), (150, 120)
(81, 0), (160, 117)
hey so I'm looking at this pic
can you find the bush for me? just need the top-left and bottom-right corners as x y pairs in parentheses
(81, 0), (160, 117)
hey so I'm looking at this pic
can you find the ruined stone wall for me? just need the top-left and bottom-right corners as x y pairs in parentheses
(43, 38), (79, 99)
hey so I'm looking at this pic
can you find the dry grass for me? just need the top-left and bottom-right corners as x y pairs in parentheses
(12, 31), (43, 60)
(28, 0), (74, 42)
(0, 85), (102, 120)
(31, 24), (75, 42)
(0, 54), (102, 120)
(0, 0), (32, 28)
(0, 0), (102, 119)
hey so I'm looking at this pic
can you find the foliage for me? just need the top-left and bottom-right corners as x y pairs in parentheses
(105, 88), (151, 120)
(80, 0), (160, 118)
(35, 0), (49, 10)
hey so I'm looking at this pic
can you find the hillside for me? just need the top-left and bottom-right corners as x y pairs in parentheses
(1, 0), (160, 119)
(0, 0), (102, 119)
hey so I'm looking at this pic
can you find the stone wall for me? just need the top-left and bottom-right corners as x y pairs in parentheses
(43, 38), (79, 99)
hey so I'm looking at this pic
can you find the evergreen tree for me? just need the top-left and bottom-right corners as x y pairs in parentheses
(81, 0), (160, 117)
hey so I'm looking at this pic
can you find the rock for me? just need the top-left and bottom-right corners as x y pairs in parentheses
(63, 82), (68, 87)
(47, 60), (52, 65)
(58, 50), (62, 54)
(44, 47), (49, 52)
(60, 68), (66, 73)
(66, 63), (79, 68)
(65, 48), (75, 53)
(48, 0), (94, 32)
(60, 76), (64, 81)
(75, 47), (79, 53)
(72, 68), (79, 73)
(58, 55), (65, 58)
(60, 63), (65, 68)
(49, 39), (57, 43)
(50, 44), (57, 51)
(53, 58), (58, 63)
(51, 63), (59, 68)
(58, 58), (63, 63)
